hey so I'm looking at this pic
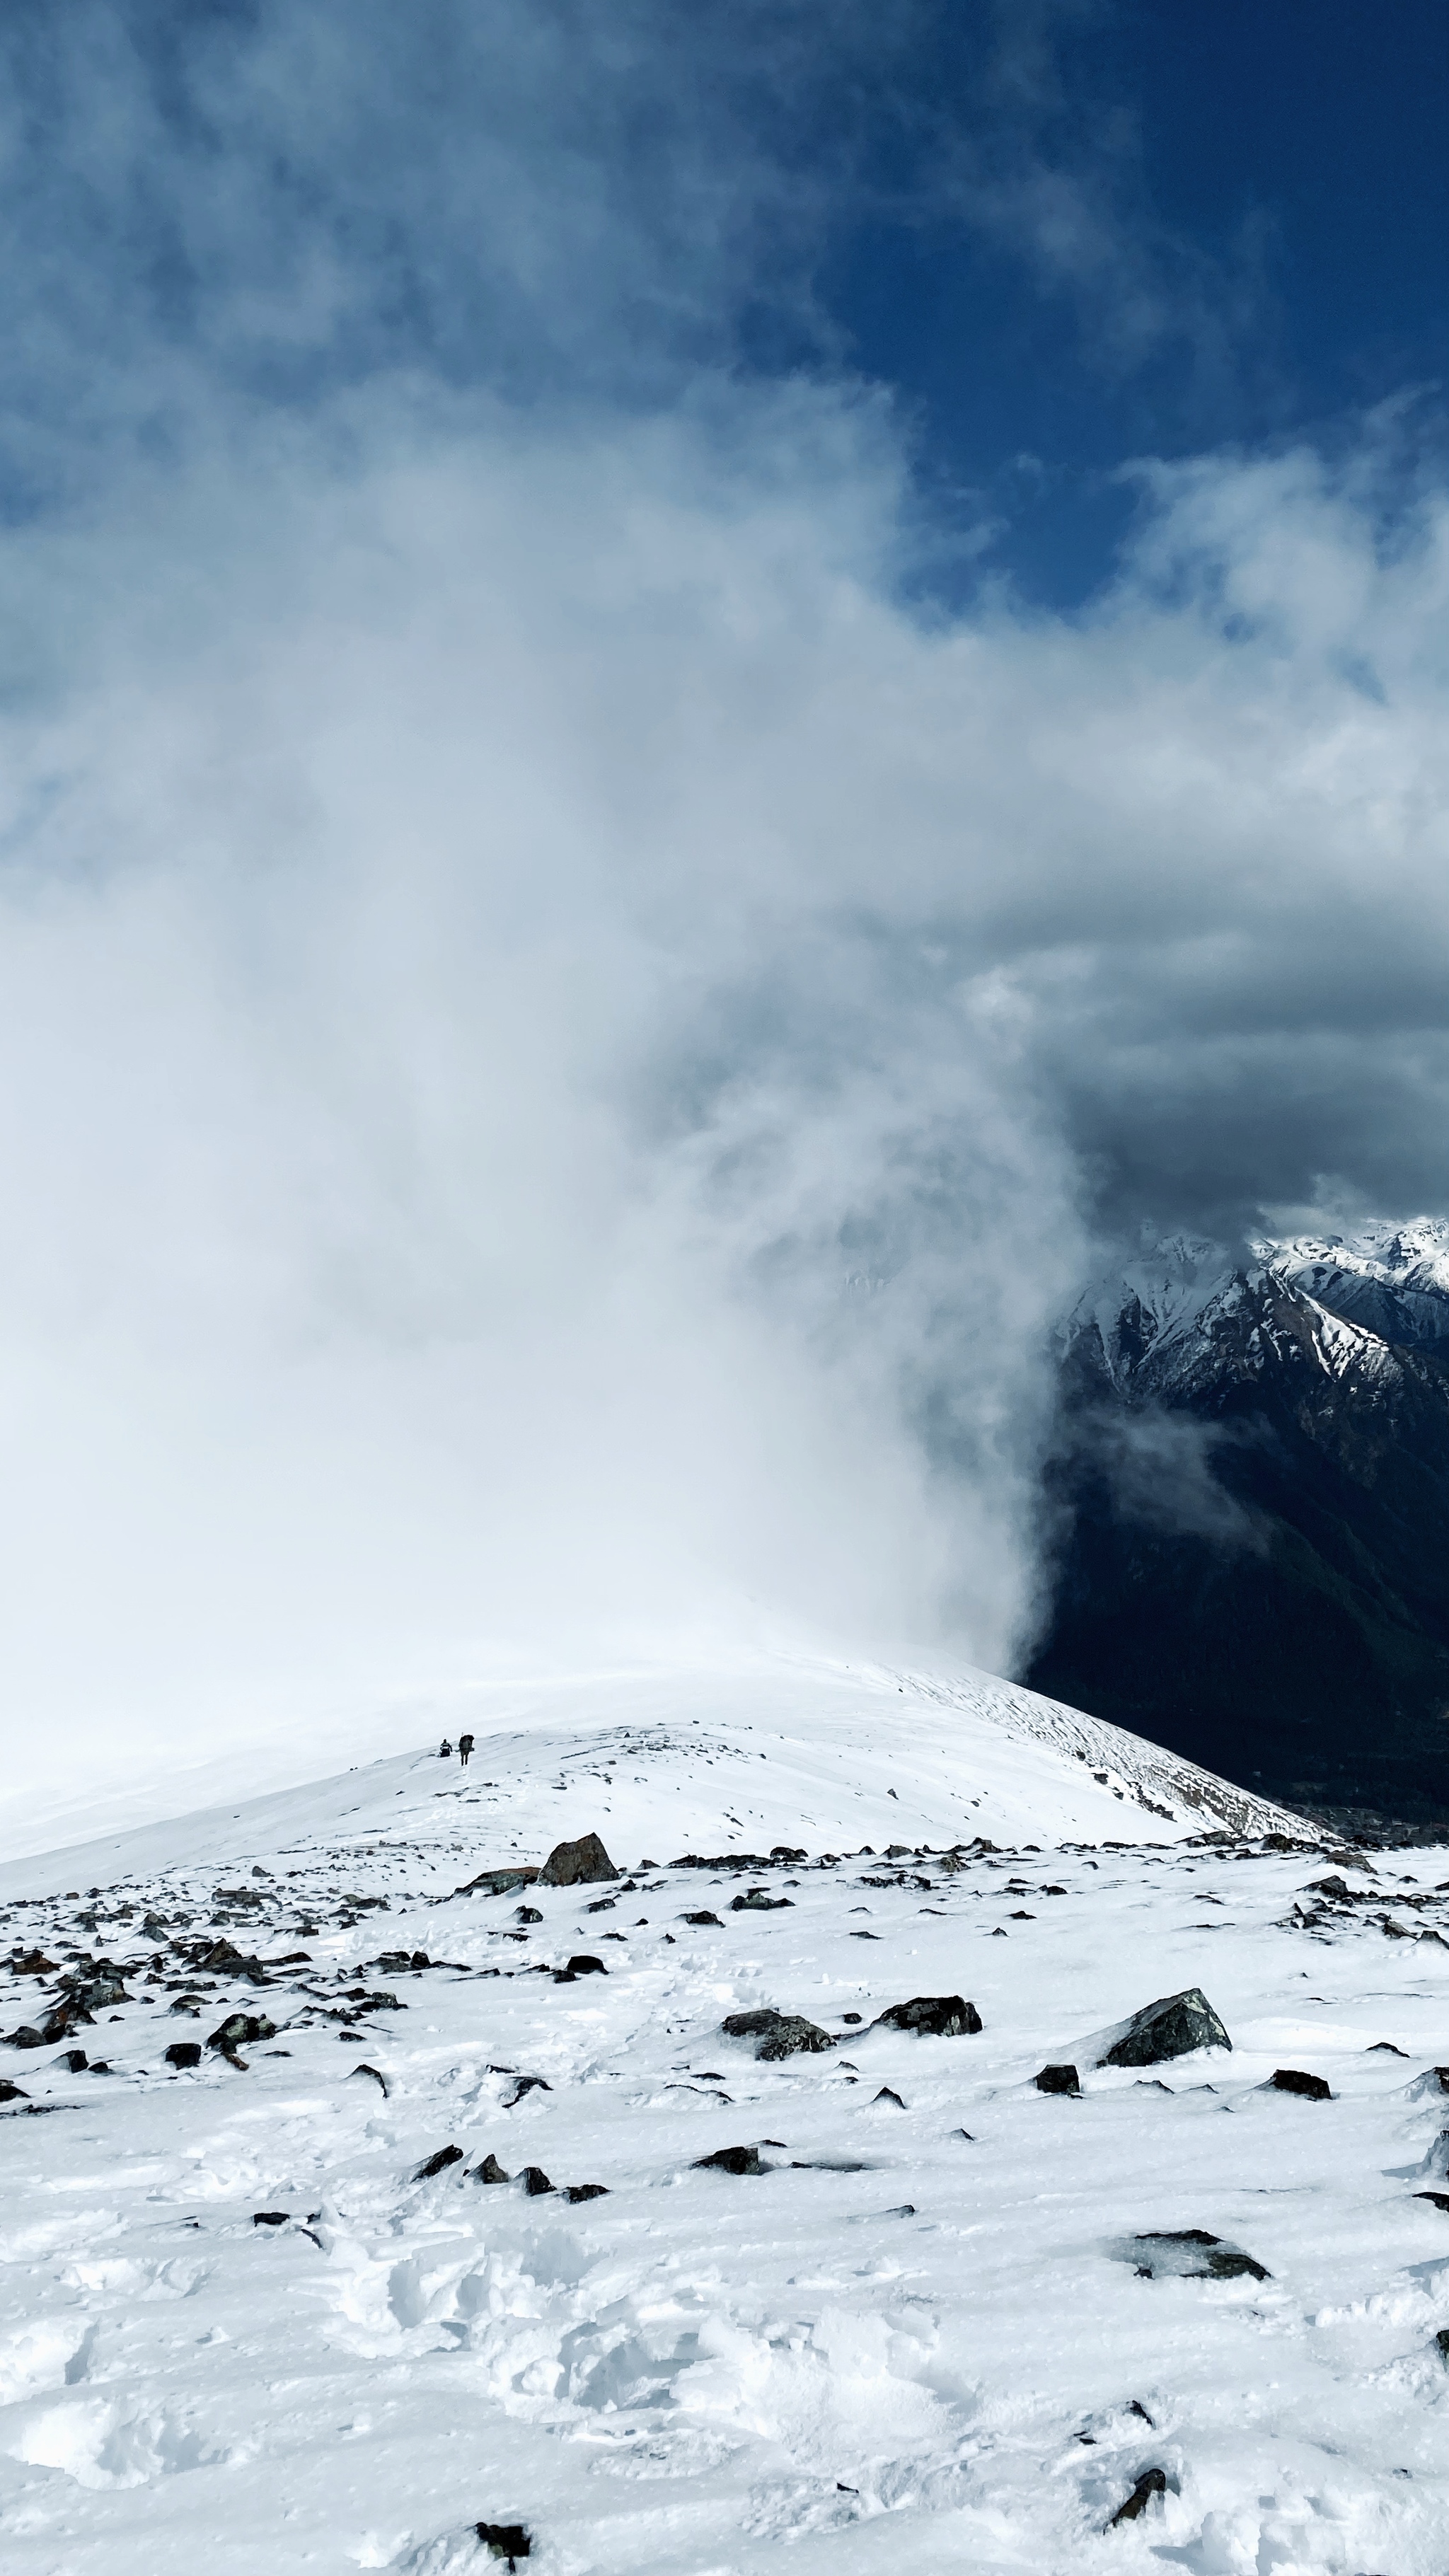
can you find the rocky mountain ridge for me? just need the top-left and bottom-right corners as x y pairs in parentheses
(1027, 1219), (1449, 1828)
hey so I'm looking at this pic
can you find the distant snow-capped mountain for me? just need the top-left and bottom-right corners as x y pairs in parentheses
(1064, 1218), (1449, 1400)
(1028, 1220), (1449, 1828)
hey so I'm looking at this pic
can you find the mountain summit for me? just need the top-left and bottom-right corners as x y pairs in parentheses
(1027, 1221), (1449, 1827)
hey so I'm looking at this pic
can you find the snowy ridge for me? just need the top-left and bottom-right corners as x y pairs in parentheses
(1, 1653), (1446, 2573)
(0, 1656), (1302, 1900)
(1266, 1218), (1449, 1354)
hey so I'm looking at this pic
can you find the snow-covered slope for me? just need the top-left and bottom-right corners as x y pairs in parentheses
(6, 1659), (1449, 2573)
(1267, 1218), (1449, 1356)
(0, 1656), (1300, 1900)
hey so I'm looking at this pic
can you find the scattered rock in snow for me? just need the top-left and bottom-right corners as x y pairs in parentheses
(0, 2077), (28, 2101)
(206, 2012), (276, 2060)
(502, 2077), (550, 2108)
(682, 1911), (722, 1927)
(1107, 2467), (1167, 2527)
(556, 1954), (607, 1980)
(349, 2062), (390, 2096)
(459, 1867), (539, 1898)
(476, 2523), (531, 2568)
(1368, 2040), (1408, 2055)
(473, 2153), (511, 2185)
(721, 2006), (833, 2060)
(538, 1833), (618, 1888)
(1099, 1988), (1230, 2067)
(1436, 2328), (1449, 2363)
(252, 2210), (289, 2228)
(514, 1907), (542, 1925)
(694, 2144), (765, 2175)
(415, 2144), (464, 2180)
(564, 2183), (609, 2202)
(164, 2040), (202, 2069)
(519, 2166), (555, 2196)
(874, 1995), (983, 2037)
(873, 2086), (906, 2108)
(1414, 2190), (1449, 2214)
(1268, 2067), (1332, 2098)
(1035, 2062), (1081, 2094)
(1133, 2229), (1269, 2282)
(59, 2047), (88, 2072)
(730, 1889), (792, 1912)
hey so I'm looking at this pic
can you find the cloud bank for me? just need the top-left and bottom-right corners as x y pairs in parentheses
(0, 4), (1446, 1809)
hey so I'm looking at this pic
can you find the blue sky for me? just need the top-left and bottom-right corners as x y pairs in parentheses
(822, 0), (1449, 601)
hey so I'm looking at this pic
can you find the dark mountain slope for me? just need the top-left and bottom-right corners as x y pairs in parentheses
(1026, 1232), (1449, 1823)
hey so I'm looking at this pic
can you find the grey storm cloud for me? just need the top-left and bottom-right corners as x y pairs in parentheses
(0, 2), (1445, 1804)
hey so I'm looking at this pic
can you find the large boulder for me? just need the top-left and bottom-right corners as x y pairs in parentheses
(1133, 2228), (1268, 2282)
(458, 1866), (539, 1898)
(536, 1834), (619, 1888)
(874, 1995), (983, 2038)
(1099, 1988), (1230, 2067)
(721, 2006), (833, 2061)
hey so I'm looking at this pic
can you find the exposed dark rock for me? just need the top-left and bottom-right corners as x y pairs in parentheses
(206, 2012), (276, 2057)
(683, 1911), (723, 1927)
(1437, 2327), (1449, 2362)
(1269, 2067), (1332, 2098)
(473, 2153), (511, 2185)
(88, 2062), (111, 2075)
(459, 1867), (540, 1898)
(583, 1897), (615, 1914)
(873, 2086), (906, 2108)
(559, 1955), (606, 1978)
(1134, 2228), (1269, 2281)
(694, 2144), (764, 2175)
(1368, 2040), (1408, 2055)
(11, 1950), (54, 1974)
(721, 2007), (832, 2060)
(0, 2078), (28, 2101)
(730, 1889), (792, 1912)
(1415, 2189), (1449, 2212)
(5, 2026), (46, 2050)
(415, 2144), (464, 2180)
(349, 2062), (391, 2096)
(253, 2210), (289, 2228)
(1108, 2468), (1167, 2528)
(564, 2183), (609, 2202)
(502, 2077), (550, 2108)
(164, 2041), (202, 2070)
(519, 2166), (555, 2195)
(376, 1950), (432, 1972)
(874, 1995), (983, 2038)
(1099, 1989), (1230, 2067)
(476, 2523), (531, 2568)
(537, 1833), (618, 1888)
(191, 1941), (268, 1982)
(515, 1908), (542, 1925)
(841, 2011), (862, 2025)
(59, 2047), (88, 2072)
(1035, 2063), (1081, 2095)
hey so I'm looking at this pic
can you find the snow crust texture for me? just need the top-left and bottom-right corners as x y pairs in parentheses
(1, 1658), (1447, 2573)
